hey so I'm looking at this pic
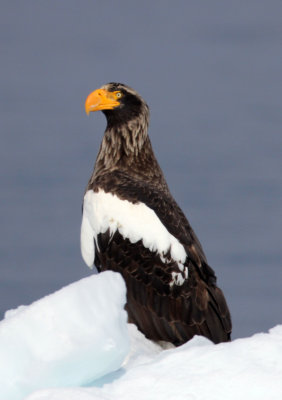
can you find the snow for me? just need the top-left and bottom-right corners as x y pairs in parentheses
(25, 323), (282, 400)
(0, 272), (129, 400)
(1, 271), (282, 400)
(81, 189), (187, 282)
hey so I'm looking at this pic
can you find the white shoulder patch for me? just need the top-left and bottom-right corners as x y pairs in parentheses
(80, 189), (187, 277)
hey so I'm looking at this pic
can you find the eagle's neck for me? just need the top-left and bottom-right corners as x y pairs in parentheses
(90, 112), (169, 191)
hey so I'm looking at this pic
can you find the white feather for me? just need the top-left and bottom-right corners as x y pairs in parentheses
(80, 189), (187, 283)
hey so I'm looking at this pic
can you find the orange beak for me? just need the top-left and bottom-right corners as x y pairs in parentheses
(85, 88), (120, 115)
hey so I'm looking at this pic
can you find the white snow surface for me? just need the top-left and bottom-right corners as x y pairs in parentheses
(1, 271), (282, 400)
(25, 324), (282, 400)
(81, 189), (187, 271)
(0, 272), (129, 400)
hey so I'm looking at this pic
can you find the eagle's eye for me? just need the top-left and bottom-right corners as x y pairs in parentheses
(115, 91), (122, 98)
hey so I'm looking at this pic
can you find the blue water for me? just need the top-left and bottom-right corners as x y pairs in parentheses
(1, 1), (281, 339)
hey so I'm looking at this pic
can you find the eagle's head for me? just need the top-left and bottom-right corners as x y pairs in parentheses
(85, 82), (149, 128)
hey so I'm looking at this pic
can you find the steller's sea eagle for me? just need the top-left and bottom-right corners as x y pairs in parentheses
(81, 82), (232, 345)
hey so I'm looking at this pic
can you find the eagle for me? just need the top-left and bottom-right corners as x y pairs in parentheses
(81, 82), (232, 345)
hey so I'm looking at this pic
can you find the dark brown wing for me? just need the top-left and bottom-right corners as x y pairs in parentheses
(91, 172), (232, 344)
(91, 170), (207, 264)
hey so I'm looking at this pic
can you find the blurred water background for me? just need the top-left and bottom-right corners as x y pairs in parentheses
(1, 1), (281, 339)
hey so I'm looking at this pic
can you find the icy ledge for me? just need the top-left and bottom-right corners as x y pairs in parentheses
(0, 272), (129, 400)
(1, 270), (282, 400)
(26, 324), (282, 400)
